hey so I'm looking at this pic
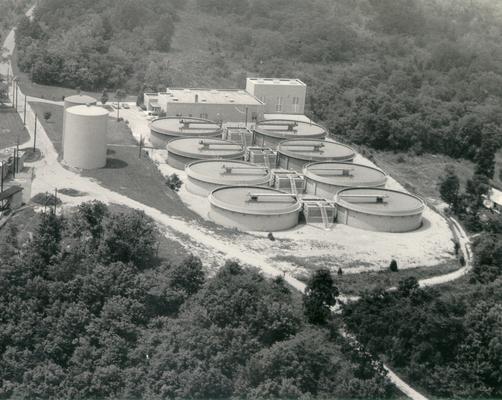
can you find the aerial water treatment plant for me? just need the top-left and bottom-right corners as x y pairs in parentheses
(185, 160), (271, 196)
(253, 119), (327, 149)
(167, 138), (245, 170)
(303, 162), (387, 197)
(334, 187), (425, 233)
(149, 117), (223, 147)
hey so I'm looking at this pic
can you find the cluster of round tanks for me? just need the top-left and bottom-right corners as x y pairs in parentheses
(209, 186), (301, 231)
(303, 162), (387, 197)
(277, 140), (355, 172)
(167, 138), (244, 170)
(186, 160), (271, 197)
(335, 187), (425, 233)
(63, 104), (109, 170)
(253, 119), (327, 149)
(150, 117), (222, 148)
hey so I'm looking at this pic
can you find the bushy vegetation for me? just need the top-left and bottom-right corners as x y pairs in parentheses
(343, 277), (502, 398)
(0, 202), (393, 399)
(14, 0), (181, 92)
(0, 0), (30, 42)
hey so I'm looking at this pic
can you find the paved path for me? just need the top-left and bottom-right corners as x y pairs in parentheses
(1, 10), (473, 400)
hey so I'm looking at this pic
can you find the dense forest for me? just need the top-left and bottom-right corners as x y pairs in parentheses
(14, 0), (502, 162)
(0, 0), (30, 41)
(0, 202), (393, 399)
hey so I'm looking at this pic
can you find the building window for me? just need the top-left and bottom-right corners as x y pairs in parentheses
(292, 96), (299, 112)
(276, 96), (282, 112)
(200, 113), (208, 119)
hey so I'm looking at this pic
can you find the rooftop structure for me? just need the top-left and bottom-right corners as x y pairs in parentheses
(335, 187), (425, 232)
(246, 78), (306, 115)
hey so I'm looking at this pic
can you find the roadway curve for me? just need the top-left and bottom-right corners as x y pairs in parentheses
(1, 9), (472, 400)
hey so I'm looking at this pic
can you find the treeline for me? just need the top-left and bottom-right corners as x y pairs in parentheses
(14, 0), (181, 91)
(0, 0), (30, 42)
(195, 0), (502, 160)
(343, 276), (502, 398)
(0, 202), (392, 399)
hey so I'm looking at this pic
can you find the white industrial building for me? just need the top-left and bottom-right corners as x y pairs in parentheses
(245, 78), (306, 115)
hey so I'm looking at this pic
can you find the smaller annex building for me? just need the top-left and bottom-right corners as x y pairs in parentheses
(246, 78), (306, 115)
(145, 88), (264, 123)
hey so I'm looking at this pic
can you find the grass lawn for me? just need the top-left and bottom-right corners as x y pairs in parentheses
(11, 49), (136, 103)
(31, 101), (200, 220)
(0, 107), (30, 149)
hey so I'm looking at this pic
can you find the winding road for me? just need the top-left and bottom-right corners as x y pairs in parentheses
(1, 9), (472, 400)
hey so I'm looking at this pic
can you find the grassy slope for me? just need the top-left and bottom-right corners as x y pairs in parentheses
(0, 108), (30, 149)
(29, 101), (199, 219)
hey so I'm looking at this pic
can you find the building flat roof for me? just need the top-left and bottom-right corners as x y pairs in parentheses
(247, 78), (306, 86)
(0, 185), (22, 201)
(186, 160), (270, 185)
(278, 140), (355, 162)
(150, 117), (222, 138)
(255, 119), (326, 140)
(303, 162), (387, 188)
(209, 186), (301, 215)
(160, 89), (263, 105)
(167, 138), (244, 159)
(335, 188), (425, 216)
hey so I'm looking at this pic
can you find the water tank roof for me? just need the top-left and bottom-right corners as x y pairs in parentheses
(167, 138), (244, 159)
(278, 139), (355, 162)
(209, 186), (301, 215)
(303, 162), (387, 187)
(335, 188), (425, 216)
(65, 94), (97, 104)
(254, 119), (326, 140)
(186, 160), (270, 185)
(66, 105), (109, 116)
(150, 117), (222, 138)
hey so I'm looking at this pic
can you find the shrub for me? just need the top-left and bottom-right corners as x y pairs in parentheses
(165, 173), (182, 192)
(389, 259), (398, 272)
(267, 232), (275, 241)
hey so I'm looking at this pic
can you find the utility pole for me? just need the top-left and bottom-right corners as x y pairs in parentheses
(33, 114), (37, 151)
(11, 77), (15, 109)
(245, 107), (248, 128)
(15, 82), (18, 111)
(139, 136), (143, 158)
(0, 161), (4, 192)
(53, 188), (58, 213)
(23, 95), (27, 125)
(16, 139), (19, 174)
(12, 147), (16, 179)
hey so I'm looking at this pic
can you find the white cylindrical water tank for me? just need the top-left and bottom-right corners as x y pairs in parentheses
(62, 95), (97, 148)
(63, 105), (108, 170)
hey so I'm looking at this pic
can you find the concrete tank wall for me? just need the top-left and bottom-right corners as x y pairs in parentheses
(305, 178), (386, 198)
(186, 176), (269, 197)
(62, 95), (97, 149)
(167, 152), (244, 170)
(63, 106), (108, 170)
(336, 206), (423, 233)
(209, 206), (299, 232)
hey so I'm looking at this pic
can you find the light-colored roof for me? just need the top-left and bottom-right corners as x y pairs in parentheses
(254, 119), (326, 140)
(150, 117), (222, 138)
(335, 188), (424, 216)
(167, 138), (244, 159)
(490, 187), (502, 206)
(247, 78), (306, 86)
(159, 89), (263, 105)
(64, 94), (97, 105)
(278, 140), (355, 162)
(186, 160), (270, 185)
(303, 162), (387, 188)
(209, 186), (301, 215)
(66, 105), (109, 116)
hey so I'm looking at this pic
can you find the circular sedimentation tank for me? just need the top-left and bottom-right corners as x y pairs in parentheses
(62, 94), (98, 147)
(303, 162), (387, 197)
(167, 138), (245, 170)
(334, 187), (425, 233)
(150, 117), (223, 147)
(277, 139), (355, 172)
(186, 160), (271, 197)
(253, 119), (327, 149)
(63, 105), (108, 170)
(209, 186), (301, 232)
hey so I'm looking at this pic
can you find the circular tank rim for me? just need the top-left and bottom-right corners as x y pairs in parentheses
(303, 161), (387, 188)
(186, 160), (271, 186)
(209, 186), (301, 215)
(150, 116), (222, 138)
(277, 139), (355, 162)
(64, 94), (98, 104)
(167, 137), (245, 159)
(335, 187), (425, 217)
(254, 119), (327, 140)
(66, 104), (109, 117)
